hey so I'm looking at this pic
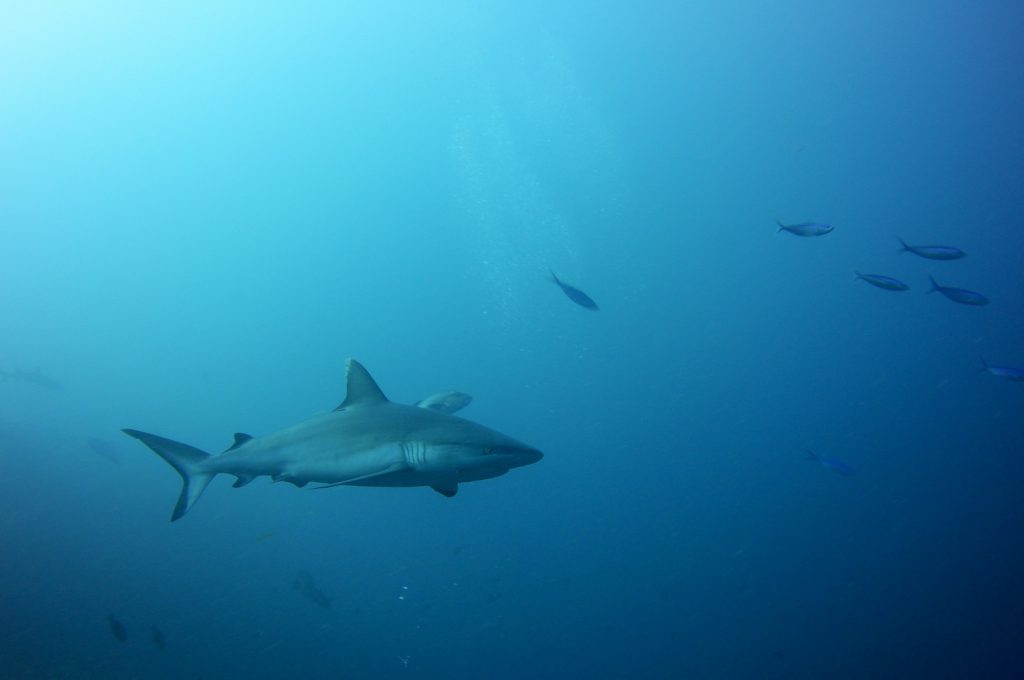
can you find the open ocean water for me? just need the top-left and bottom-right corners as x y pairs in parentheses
(1, 2), (1023, 678)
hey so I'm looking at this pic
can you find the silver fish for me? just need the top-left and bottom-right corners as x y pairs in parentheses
(855, 272), (909, 292)
(776, 220), (833, 237)
(927, 276), (989, 306)
(979, 356), (1024, 382)
(898, 238), (966, 260)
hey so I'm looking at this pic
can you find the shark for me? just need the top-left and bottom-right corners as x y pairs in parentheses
(123, 359), (543, 521)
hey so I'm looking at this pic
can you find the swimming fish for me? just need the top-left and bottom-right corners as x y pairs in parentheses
(854, 272), (909, 292)
(88, 437), (121, 465)
(927, 276), (990, 306)
(293, 570), (331, 609)
(806, 450), (854, 476)
(0, 368), (60, 390)
(107, 614), (127, 642)
(776, 220), (833, 237)
(897, 238), (966, 260)
(978, 356), (1024, 382)
(549, 270), (599, 310)
(151, 626), (166, 650)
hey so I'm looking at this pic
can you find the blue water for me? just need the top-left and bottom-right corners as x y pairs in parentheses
(2, 3), (1023, 678)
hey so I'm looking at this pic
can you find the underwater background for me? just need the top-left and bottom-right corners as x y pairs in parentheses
(2, 2), (1023, 678)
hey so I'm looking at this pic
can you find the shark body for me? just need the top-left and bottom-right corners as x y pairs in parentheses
(124, 360), (542, 521)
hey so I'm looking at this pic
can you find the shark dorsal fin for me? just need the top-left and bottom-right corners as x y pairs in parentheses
(335, 359), (388, 410)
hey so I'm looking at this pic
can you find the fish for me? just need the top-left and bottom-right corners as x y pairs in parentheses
(898, 237), (966, 260)
(151, 626), (166, 650)
(0, 368), (60, 390)
(107, 614), (127, 642)
(293, 571), (331, 609)
(88, 437), (121, 465)
(414, 390), (473, 415)
(123, 359), (543, 520)
(775, 220), (833, 237)
(549, 270), (599, 310)
(978, 356), (1024, 382)
(806, 450), (854, 476)
(854, 272), (909, 292)
(926, 276), (990, 306)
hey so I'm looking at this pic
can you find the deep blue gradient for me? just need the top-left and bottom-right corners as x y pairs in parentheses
(2, 3), (1023, 678)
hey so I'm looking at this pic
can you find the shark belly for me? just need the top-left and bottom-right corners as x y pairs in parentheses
(209, 441), (406, 487)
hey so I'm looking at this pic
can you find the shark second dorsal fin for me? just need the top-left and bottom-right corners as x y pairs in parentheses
(227, 433), (253, 451)
(335, 359), (389, 410)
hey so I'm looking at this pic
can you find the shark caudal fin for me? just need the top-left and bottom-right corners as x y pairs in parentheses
(122, 429), (215, 521)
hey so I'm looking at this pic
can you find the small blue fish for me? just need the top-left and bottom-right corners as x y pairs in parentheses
(107, 614), (127, 642)
(776, 220), (833, 237)
(807, 450), (854, 476)
(549, 270), (599, 310)
(151, 626), (166, 651)
(854, 272), (909, 292)
(927, 276), (990, 306)
(979, 356), (1024, 382)
(898, 237), (966, 260)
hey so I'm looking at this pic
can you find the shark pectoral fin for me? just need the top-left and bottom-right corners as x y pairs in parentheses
(431, 472), (459, 498)
(232, 475), (255, 488)
(311, 463), (407, 490)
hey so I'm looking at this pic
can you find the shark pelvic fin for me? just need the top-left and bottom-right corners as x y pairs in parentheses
(335, 359), (389, 410)
(232, 475), (255, 488)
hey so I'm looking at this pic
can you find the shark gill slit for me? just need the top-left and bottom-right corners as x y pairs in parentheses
(402, 441), (428, 467)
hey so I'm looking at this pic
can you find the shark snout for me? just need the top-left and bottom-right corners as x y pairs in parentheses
(496, 444), (543, 468)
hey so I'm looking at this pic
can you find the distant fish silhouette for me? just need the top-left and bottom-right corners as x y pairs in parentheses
(927, 276), (989, 306)
(151, 626), (166, 650)
(0, 368), (60, 390)
(293, 570), (331, 609)
(107, 614), (127, 642)
(88, 437), (121, 465)
(854, 272), (909, 292)
(549, 270), (599, 310)
(807, 450), (854, 476)
(776, 220), (833, 237)
(898, 237), (966, 260)
(978, 356), (1024, 382)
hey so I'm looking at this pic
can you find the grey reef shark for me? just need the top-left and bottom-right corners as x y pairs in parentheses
(124, 360), (543, 521)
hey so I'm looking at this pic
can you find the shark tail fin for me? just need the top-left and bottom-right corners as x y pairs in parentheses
(926, 275), (939, 294)
(122, 429), (215, 521)
(978, 354), (990, 375)
(897, 237), (910, 252)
